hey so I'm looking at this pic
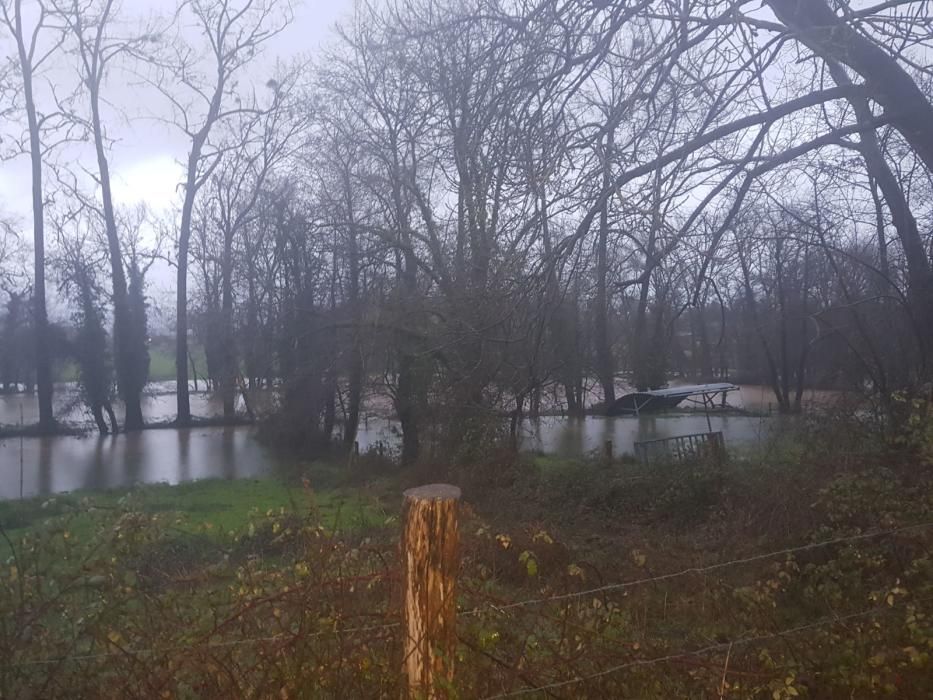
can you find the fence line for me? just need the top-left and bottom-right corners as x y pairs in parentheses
(12, 522), (931, 670)
(481, 598), (932, 698)
(9, 482), (932, 700)
(460, 521), (933, 617)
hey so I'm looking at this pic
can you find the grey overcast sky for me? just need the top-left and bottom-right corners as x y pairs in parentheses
(0, 0), (353, 317)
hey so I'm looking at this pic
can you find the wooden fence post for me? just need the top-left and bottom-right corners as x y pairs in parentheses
(401, 484), (461, 699)
(604, 440), (613, 464)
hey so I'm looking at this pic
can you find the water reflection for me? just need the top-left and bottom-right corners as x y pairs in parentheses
(2, 382), (840, 432)
(0, 411), (779, 500)
(0, 382), (227, 429)
(38, 437), (52, 497)
(83, 438), (108, 493)
(517, 413), (773, 457)
(178, 429), (191, 483)
(221, 427), (236, 480)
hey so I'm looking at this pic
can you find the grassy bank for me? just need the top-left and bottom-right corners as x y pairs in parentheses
(1, 424), (932, 698)
(0, 476), (386, 546)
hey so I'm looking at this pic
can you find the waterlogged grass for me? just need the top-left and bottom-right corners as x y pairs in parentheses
(0, 477), (387, 548)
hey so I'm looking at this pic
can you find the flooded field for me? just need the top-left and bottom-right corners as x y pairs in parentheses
(0, 382), (845, 430)
(0, 411), (781, 501)
(0, 383), (837, 499)
(0, 382), (227, 428)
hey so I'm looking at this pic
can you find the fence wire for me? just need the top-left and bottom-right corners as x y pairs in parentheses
(461, 520), (933, 617)
(8, 520), (931, 693)
(481, 598), (932, 698)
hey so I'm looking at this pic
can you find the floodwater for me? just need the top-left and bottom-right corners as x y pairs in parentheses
(0, 427), (278, 500)
(519, 413), (774, 458)
(0, 410), (779, 501)
(0, 382), (226, 427)
(0, 382), (841, 430)
(3, 383), (824, 500)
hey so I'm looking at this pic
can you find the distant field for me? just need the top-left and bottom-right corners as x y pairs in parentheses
(147, 346), (175, 381)
(148, 342), (208, 382)
(55, 342), (209, 384)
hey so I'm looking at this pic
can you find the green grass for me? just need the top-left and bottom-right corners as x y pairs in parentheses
(0, 477), (387, 549)
(55, 359), (79, 383)
(531, 452), (583, 473)
(146, 347), (176, 381)
(147, 343), (208, 382)
(50, 342), (208, 383)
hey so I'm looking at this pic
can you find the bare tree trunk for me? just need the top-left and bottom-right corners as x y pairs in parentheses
(392, 147), (422, 464)
(104, 401), (119, 435)
(345, 348), (363, 446)
(632, 171), (663, 392)
(694, 313), (706, 380)
(166, 1), (286, 425)
(738, 241), (788, 412)
(91, 404), (108, 435)
(826, 59), (933, 363)
(868, 176), (890, 281)
(188, 350), (199, 393)
(221, 228), (236, 420)
(15, 11), (54, 431)
(767, 0), (933, 172)
(775, 238), (792, 410)
(176, 165), (196, 425)
(594, 129), (615, 404)
(632, 274), (652, 391)
(344, 224), (363, 447)
(94, 142), (137, 430)
(323, 373), (336, 441)
(792, 244), (812, 412)
(398, 353), (421, 465)
(73, 12), (143, 431)
(510, 392), (524, 444)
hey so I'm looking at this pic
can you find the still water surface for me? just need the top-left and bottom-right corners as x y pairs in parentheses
(0, 382), (227, 427)
(0, 410), (777, 500)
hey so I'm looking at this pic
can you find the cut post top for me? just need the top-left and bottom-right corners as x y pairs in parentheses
(403, 484), (462, 501)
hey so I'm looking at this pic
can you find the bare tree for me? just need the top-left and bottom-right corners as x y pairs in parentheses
(148, 0), (293, 424)
(764, 0), (933, 172)
(54, 0), (161, 430)
(0, 0), (69, 430)
(198, 73), (307, 419)
(0, 220), (31, 394)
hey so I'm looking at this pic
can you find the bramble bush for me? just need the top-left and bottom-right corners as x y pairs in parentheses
(1, 490), (399, 699)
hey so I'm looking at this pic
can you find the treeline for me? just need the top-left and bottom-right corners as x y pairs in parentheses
(1, 0), (932, 459)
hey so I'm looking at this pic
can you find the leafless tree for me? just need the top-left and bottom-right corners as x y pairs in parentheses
(0, 0), (70, 429)
(147, 0), (293, 424)
(53, 0), (162, 430)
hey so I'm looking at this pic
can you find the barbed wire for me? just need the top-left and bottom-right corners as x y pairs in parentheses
(482, 597), (932, 698)
(461, 521), (933, 617)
